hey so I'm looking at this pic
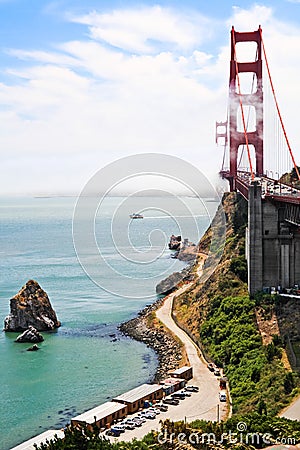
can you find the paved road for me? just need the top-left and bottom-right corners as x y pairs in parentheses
(156, 290), (227, 423)
(109, 282), (227, 443)
(280, 396), (300, 421)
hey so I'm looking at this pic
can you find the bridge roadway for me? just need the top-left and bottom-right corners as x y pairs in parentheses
(221, 170), (300, 205)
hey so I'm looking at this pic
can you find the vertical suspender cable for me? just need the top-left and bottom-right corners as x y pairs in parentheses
(260, 28), (300, 181)
(232, 32), (255, 180)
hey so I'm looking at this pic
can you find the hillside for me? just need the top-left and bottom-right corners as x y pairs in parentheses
(173, 192), (299, 415)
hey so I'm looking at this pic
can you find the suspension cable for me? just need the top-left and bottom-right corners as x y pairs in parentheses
(232, 32), (255, 180)
(221, 140), (226, 171)
(259, 27), (300, 181)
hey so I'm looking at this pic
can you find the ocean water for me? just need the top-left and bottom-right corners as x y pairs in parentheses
(0, 196), (218, 450)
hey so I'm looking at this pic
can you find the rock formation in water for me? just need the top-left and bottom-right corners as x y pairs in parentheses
(169, 234), (198, 262)
(15, 326), (44, 343)
(169, 234), (181, 250)
(27, 344), (40, 351)
(3, 280), (61, 332)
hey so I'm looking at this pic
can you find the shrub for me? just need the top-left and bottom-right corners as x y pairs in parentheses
(229, 256), (248, 282)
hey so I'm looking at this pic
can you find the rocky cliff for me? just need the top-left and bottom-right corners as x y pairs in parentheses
(172, 192), (248, 344)
(4, 280), (61, 332)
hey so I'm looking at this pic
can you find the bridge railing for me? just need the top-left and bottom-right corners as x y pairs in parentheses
(220, 169), (300, 204)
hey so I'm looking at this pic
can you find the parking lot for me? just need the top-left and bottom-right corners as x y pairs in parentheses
(103, 382), (227, 442)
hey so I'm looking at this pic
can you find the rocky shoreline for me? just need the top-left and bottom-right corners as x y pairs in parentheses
(119, 298), (185, 383)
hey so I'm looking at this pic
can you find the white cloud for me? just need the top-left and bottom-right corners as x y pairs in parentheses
(0, 4), (300, 195)
(69, 6), (210, 54)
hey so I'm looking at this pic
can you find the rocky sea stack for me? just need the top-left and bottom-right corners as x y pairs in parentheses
(15, 326), (44, 343)
(3, 280), (61, 332)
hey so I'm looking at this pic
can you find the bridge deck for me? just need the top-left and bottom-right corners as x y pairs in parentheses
(220, 170), (300, 205)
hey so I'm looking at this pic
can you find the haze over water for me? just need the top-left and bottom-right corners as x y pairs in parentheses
(0, 196), (218, 450)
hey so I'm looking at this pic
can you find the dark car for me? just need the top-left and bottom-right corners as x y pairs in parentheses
(107, 428), (121, 437)
(182, 389), (192, 397)
(172, 391), (186, 398)
(163, 398), (179, 406)
(185, 385), (199, 392)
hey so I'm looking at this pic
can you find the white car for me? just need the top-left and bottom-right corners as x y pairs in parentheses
(134, 415), (146, 423)
(219, 392), (227, 402)
(148, 407), (160, 414)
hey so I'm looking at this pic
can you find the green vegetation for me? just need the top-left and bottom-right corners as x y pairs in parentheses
(35, 424), (155, 450)
(173, 193), (299, 414)
(35, 415), (300, 449)
(229, 256), (247, 282)
(199, 294), (297, 414)
(189, 413), (300, 447)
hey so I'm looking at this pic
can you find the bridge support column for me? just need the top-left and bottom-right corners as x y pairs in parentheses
(247, 179), (263, 295)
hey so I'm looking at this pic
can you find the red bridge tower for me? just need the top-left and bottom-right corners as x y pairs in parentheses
(227, 26), (263, 191)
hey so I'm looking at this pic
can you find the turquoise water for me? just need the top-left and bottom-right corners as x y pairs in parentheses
(0, 196), (218, 450)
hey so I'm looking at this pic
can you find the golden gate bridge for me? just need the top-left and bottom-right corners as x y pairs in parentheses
(217, 26), (300, 208)
(216, 26), (300, 294)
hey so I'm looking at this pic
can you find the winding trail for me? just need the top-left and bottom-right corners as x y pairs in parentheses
(280, 397), (300, 421)
(111, 258), (228, 442)
(156, 283), (228, 423)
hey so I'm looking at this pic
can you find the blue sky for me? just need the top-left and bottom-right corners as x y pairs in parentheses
(1, 0), (300, 195)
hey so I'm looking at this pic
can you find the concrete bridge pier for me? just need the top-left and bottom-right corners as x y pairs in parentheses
(247, 179), (263, 295)
(246, 179), (300, 296)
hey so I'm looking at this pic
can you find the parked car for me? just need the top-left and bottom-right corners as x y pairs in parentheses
(110, 425), (125, 434)
(139, 411), (156, 419)
(219, 377), (227, 389)
(156, 404), (168, 412)
(219, 392), (227, 402)
(185, 385), (199, 392)
(172, 392), (186, 399)
(121, 422), (135, 430)
(106, 428), (121, 437)
(182, 389), (192, 397)
(147, 407), (160, 414)
(163, 398), (179, 406)
(123, 419), (139, 426)
(214, 368), (221, 376)
(207, 363), (215, 371)
(144, 412), (156, 419)
(134, 415), (146, 423)
(130, 419), (143, 427)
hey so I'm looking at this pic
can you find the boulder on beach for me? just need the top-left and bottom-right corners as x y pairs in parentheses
(15, 326), (44, 343)
(3, 280), (61, 332)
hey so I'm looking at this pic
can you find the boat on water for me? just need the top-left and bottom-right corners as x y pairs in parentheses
(129, 213), (143, 219)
